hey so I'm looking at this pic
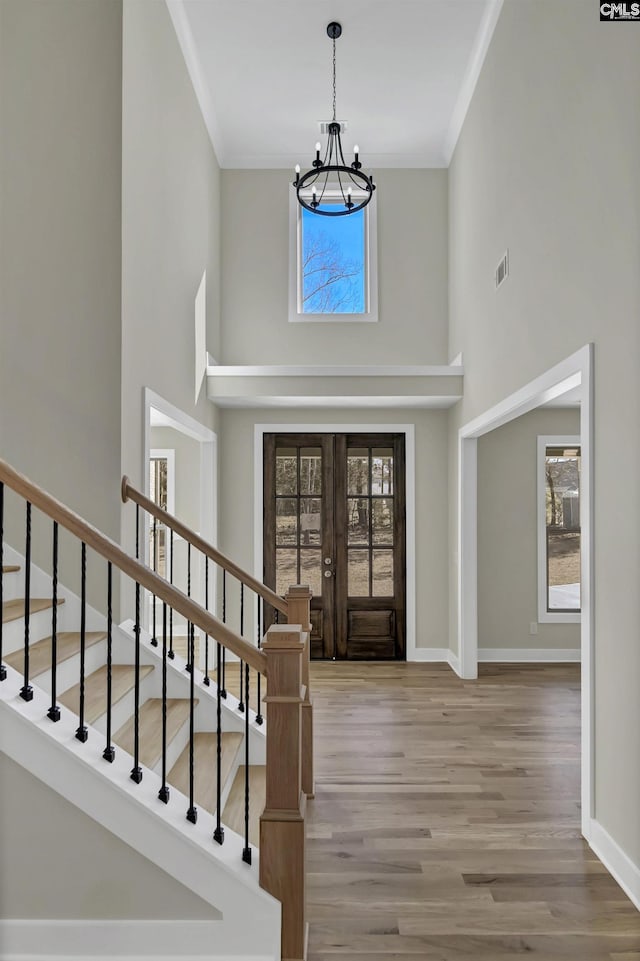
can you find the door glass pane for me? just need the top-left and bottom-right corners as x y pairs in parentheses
(276, 449), (297, 495)
(372, 449), (393, 495)
(276, 549), (298, 595)
(372, 498), (393, 545)
(276, 498), (298, 545)
(348, 498), (369, 545)
(347, 450), (369, 495)
(300, 497), (321, 545)
(348, 549), (369, 596)
(372, 550), (393, 596)
(300, 549), (322, 597)
(300, 448), (322, 494)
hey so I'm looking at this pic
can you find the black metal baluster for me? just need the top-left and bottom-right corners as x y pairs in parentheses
(20, 501), (33, 702)
(75, 542), (88, 741)
(213, 638), (224, 845)
(150, 517), (158, 647)
(131, 506), (142, 782)
(47, 522), (60, 721)
(203, 555), (210, 686)
(255, 596), (263, 725)
(103, 562), (115, 761)
(168, 528), (175, 659)
(220, 570), (227, 698)
(158, 601), (170, 803)
(238, 582), (245, 712)
(242, 661), (251, 865)
(186, 621), (197, 823)
(0, 482), (5, 681)
(185, 542), (192, 673)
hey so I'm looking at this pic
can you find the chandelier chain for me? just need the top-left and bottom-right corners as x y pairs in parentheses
(332, 37), (337, 122)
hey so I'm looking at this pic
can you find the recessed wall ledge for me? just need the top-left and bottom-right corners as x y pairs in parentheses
(206, 364), (464, 409)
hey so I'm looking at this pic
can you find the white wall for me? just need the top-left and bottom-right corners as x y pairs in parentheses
(121, 0), (221, 561)
(218, 408), (449, 651)
(0, 0), (123, 598)
(448, 0), (640, 866)
(477, 407), (581, 651)
(220, 169), (449, 365)
(0, 752), (219, 920)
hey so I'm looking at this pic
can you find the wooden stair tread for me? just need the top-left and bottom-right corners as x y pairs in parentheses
(2, 597), (64, 624)
(4, 631), (106, 677)
(59, 664), (153, 725)
(113, 697), (196, 770)
(222, 765), (266, 847)
(2, 565), (20, 574)
(167, 731), (243, 813)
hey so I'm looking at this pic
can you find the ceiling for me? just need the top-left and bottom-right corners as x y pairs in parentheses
(167, 0), (503, 169)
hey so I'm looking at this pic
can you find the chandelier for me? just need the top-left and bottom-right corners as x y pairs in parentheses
(293, 22), (376, 217)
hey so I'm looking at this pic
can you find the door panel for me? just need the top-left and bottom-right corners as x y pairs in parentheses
(335, 434), (405, 660)
(264, 435), (334, 658)
(264, 432), (405, 660)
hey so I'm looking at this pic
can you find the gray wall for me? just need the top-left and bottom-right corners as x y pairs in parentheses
(218, 408), (449, 650)
(121, 0), (221, 560)
(0, 0), (123, 591)
(221, 169), (449, 365)
(0, 753), (218, 920)
(448, 0), (640, 865)
(477, 408), (581, 651)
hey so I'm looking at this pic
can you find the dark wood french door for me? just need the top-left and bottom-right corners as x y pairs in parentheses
(263, 433), (405, 660)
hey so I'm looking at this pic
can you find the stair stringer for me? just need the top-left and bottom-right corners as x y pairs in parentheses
(0, 672), (280, 960)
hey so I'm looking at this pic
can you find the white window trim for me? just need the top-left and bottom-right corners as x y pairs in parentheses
(537, 434), (581, 624)
(288, 189), (378, 324)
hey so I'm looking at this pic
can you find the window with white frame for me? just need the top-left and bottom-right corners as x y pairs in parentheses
(537, 436), (581, 623)
(289, 192), (378, 322)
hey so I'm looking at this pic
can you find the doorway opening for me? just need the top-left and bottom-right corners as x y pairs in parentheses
(143, 388), (217, 671)
(457, 343), (593, 837)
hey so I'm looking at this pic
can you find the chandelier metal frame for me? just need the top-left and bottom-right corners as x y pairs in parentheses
(293, 22), (375, 217)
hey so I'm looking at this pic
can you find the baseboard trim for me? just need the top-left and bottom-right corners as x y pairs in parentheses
(478, 648), (580, 663)
(406, 648), (463, 677)
(0, 920), (275, 961)
(589, 819), (640, 912)
(408, 648), (450, 662)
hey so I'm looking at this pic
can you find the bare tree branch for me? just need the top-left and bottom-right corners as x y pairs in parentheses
(302, 231), (362, 312)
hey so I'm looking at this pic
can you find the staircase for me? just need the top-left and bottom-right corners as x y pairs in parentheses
(0, 461), (313, 961)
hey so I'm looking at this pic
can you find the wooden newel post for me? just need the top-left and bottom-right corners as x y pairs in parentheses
(285, 585), (314, 799)
(260, 625), (307, 961)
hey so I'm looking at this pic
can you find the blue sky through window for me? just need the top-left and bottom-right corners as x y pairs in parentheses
(301, 205), (365, 314)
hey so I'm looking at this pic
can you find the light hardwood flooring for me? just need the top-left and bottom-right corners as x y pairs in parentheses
(305, 662), (640, 960)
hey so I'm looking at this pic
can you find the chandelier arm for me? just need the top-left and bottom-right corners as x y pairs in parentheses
(317, 167), (331, 207)
(345, 167), (371, 191)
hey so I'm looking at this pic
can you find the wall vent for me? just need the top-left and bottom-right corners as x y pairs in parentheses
(496, 250), (509, 289)
(318, 121), (347, 134)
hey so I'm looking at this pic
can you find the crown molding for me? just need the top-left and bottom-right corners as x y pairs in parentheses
(442, 0), (504, 165)
(165, 0), (227, 166)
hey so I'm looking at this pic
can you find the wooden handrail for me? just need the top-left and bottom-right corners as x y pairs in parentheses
(0, 459), (266, 674)
(121, 477), (289, 618)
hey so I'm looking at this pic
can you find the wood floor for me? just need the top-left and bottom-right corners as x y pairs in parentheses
(306, 662), (640, 960)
